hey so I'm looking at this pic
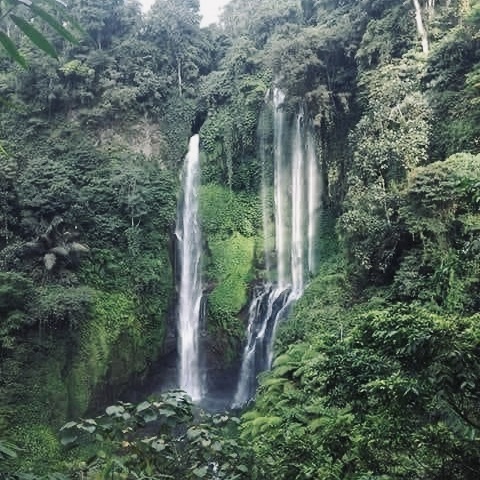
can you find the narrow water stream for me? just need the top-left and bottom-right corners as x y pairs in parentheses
(176, 134), (203, 402)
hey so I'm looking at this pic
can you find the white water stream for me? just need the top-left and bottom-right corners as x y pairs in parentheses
(291, 112), (306, 294)
(307, 129), (321, 275)
(273, 89), (289, 288)
(176, 134), (203, 402)
(233, 90), (322, 407)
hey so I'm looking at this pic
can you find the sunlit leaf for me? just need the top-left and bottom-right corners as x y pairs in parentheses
(0, 440), (19, 459)
(78, 423), (96, 434)
(141, 411), (158, 423)
(106, 405), (125, 416)
(136, 401), (151, 413)
(0, 142), (8, 157)
(187, 427), (202, 440)
(159, 408), (176, 417)
(60, 421), (78, 430)
(211, 441), (222, 452)
(59, 433), (78, 446)
(192, 466), (208, 478)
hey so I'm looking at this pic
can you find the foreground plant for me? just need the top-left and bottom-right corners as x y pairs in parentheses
(60, 390), (253, 479)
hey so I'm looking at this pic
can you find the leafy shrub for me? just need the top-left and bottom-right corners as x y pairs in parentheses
(243, 302), (480, 480)
(36, 286), (94, 329)
(394, 152), (480, 311)
(0, 272), (34, 345)
(9, 424), (61, 474)
(0, 272), (34, 315)
(60, 392), (253, 480)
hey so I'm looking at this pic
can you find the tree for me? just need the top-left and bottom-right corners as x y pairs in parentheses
(146, 0), (205, 96)
(339, 57), (430, 285)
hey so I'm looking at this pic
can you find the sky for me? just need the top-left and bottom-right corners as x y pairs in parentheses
(140, 0), (231, 26)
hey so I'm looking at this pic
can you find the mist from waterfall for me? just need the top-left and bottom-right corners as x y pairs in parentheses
(307, 129), (321, 274)
(176, 134), (203, 402)
(233, 90), (322, 407)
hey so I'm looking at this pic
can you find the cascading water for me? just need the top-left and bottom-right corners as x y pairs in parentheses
(291, 112), (306, 294)
(232, 284), (291, 407)
(176, 134), (203, 402)
(233, 89), (321, 407)
(259, 95), (274, 273)
(273, 88), (289, 288)
(307, 129), (321, 275)
(232, 285), (272, 407)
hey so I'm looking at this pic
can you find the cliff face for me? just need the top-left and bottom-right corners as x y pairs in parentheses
(0, 111), (179, 471)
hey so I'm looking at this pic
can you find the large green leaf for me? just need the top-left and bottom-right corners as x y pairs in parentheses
(30, 4), (78, 44)
(192, 466), (208, 478)
(0, 30), (27, 68)
(37, 0), (88, 37)
(10, 14), (58, 59)
(0, 440), (19, 459)
(105, 405), (125, 416)
(36, 0), (68, 9)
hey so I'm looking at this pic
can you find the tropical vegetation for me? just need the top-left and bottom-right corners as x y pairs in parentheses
(0, 0), (479, 478)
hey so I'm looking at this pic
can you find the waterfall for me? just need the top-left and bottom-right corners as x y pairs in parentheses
(307, 129), (321, 275)
(273, 89), (289, 288)
(259, 98), (274, 273)
(233, 90), (321, 407)
(176, 134), (203, 402)
(232, 285), (272, 407)
(291, 112), (306, 294)
(232, 284), (290, 407)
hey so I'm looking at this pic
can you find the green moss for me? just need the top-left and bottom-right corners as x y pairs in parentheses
(0, 335), (70, 433)
(206, 233), (256, 364)
(199, 183), (262, 364)
(1, 277), (170, 473)
(54, 282), (168, 424)
(66, 290), (143, 415)
(200, 183), (261, 239)
(209, 234), (255, 312)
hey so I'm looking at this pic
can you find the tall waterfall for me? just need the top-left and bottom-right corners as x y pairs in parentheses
(307, 129), (321, 274)
(273, 89), (289, 288)
(176, 134), (203, 402)
(233, 90), (322, 407)
(291, 112), (306, 294)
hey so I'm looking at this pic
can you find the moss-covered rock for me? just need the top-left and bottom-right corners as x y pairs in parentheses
(207, 232), (256, 365)
(197, 182), (262, 365)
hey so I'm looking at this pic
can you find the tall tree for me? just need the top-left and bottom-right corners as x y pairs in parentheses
(146, 0), (203, 96)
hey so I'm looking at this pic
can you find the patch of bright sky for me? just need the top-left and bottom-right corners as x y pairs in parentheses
(140, 0), (230, 26)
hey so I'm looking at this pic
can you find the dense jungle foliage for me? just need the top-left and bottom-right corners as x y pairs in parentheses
(0, 0), (479, 478)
